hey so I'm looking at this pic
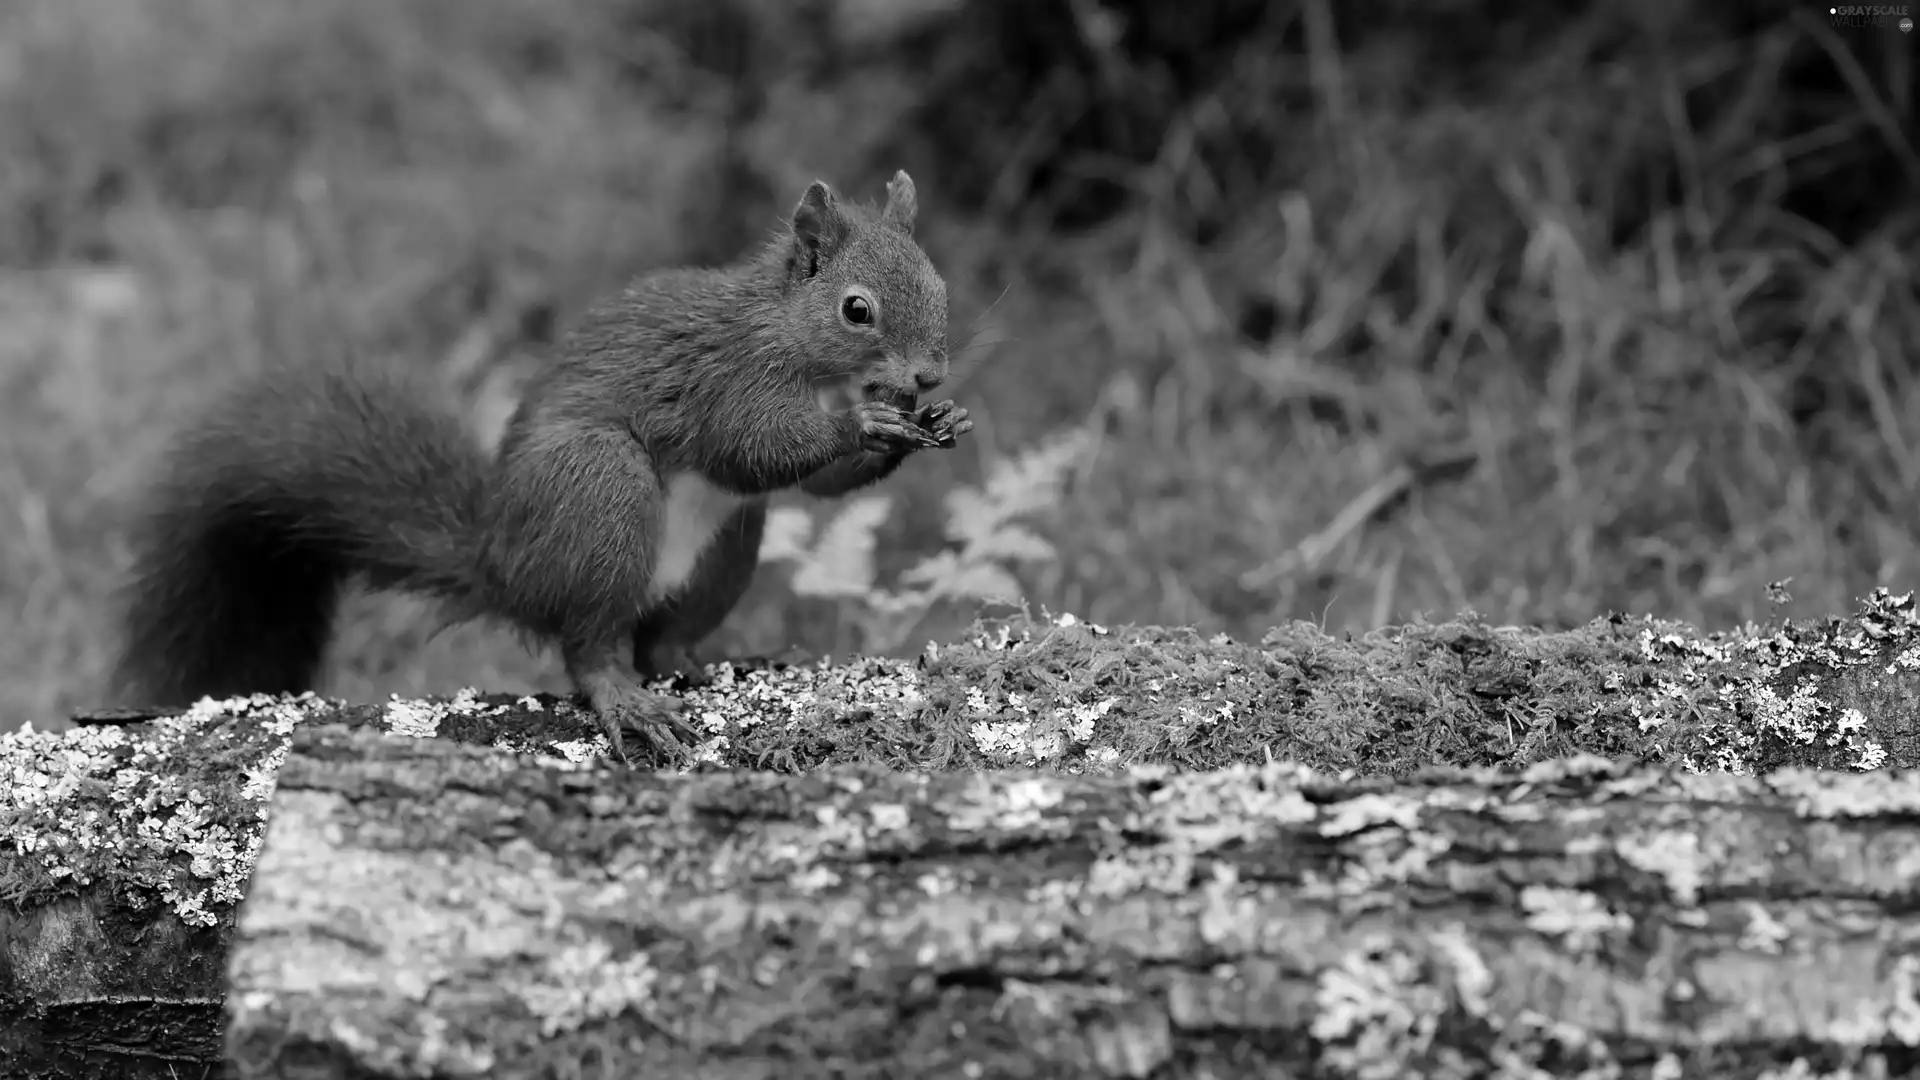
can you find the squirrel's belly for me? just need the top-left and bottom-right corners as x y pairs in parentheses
(650, 472), (751, 601)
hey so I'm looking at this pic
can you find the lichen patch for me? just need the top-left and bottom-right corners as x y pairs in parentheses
(1, 693), (324, 925)
(0, 688), (616, 922)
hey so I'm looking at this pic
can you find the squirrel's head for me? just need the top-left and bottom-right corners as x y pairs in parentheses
(781, 170), (948, 411)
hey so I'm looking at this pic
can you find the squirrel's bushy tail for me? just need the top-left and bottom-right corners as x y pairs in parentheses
(113, 358), (492, 707)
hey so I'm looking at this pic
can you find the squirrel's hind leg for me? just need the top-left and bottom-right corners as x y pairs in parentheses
(629, 502), (768, 685)
(564, 639), (695, 764)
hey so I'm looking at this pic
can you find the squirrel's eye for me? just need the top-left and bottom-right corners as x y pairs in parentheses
(841, 294), (873, 326)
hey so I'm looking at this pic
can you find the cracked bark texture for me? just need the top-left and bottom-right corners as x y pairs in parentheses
(226, 723), (1920, 1080)
(0, 898), (229, 1080)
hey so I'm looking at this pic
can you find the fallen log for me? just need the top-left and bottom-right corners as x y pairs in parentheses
(7, 594), (1920, 1078)
(226, 723), (1920, 1079)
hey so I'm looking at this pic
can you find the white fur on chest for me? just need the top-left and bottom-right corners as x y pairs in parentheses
(649, 472), (750, 601)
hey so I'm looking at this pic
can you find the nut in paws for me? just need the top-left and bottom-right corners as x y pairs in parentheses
(916, 400), (973, 449)
(852, 400), (939, 454)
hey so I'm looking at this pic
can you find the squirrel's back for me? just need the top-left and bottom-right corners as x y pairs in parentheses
(113, 355), (490, 705)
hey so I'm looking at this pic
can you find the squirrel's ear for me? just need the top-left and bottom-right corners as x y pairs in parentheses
(882, 170), (917, 234)
(789, 180), (850, 279)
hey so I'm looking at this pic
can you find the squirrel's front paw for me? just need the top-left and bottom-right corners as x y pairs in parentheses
(916, 400), (973, 449)
(851, 400), (940, 454)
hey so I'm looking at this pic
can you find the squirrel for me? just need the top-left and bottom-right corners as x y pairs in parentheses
(112, 169), (973, 760)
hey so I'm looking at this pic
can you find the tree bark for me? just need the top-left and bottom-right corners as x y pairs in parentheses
(227, 722), (1920, 1080)
(0, 898), (230, 1080)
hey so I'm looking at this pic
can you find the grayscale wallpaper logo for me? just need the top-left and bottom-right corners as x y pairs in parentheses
(1829, 4), (1914, 29)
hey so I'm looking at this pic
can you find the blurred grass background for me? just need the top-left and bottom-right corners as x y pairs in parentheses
(1, 0), (1915, 732)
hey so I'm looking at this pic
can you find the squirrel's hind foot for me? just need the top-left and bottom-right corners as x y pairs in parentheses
(575, 663), (697, 766)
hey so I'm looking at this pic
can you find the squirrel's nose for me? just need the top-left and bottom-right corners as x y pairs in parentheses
(913, 367), (945, 391)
